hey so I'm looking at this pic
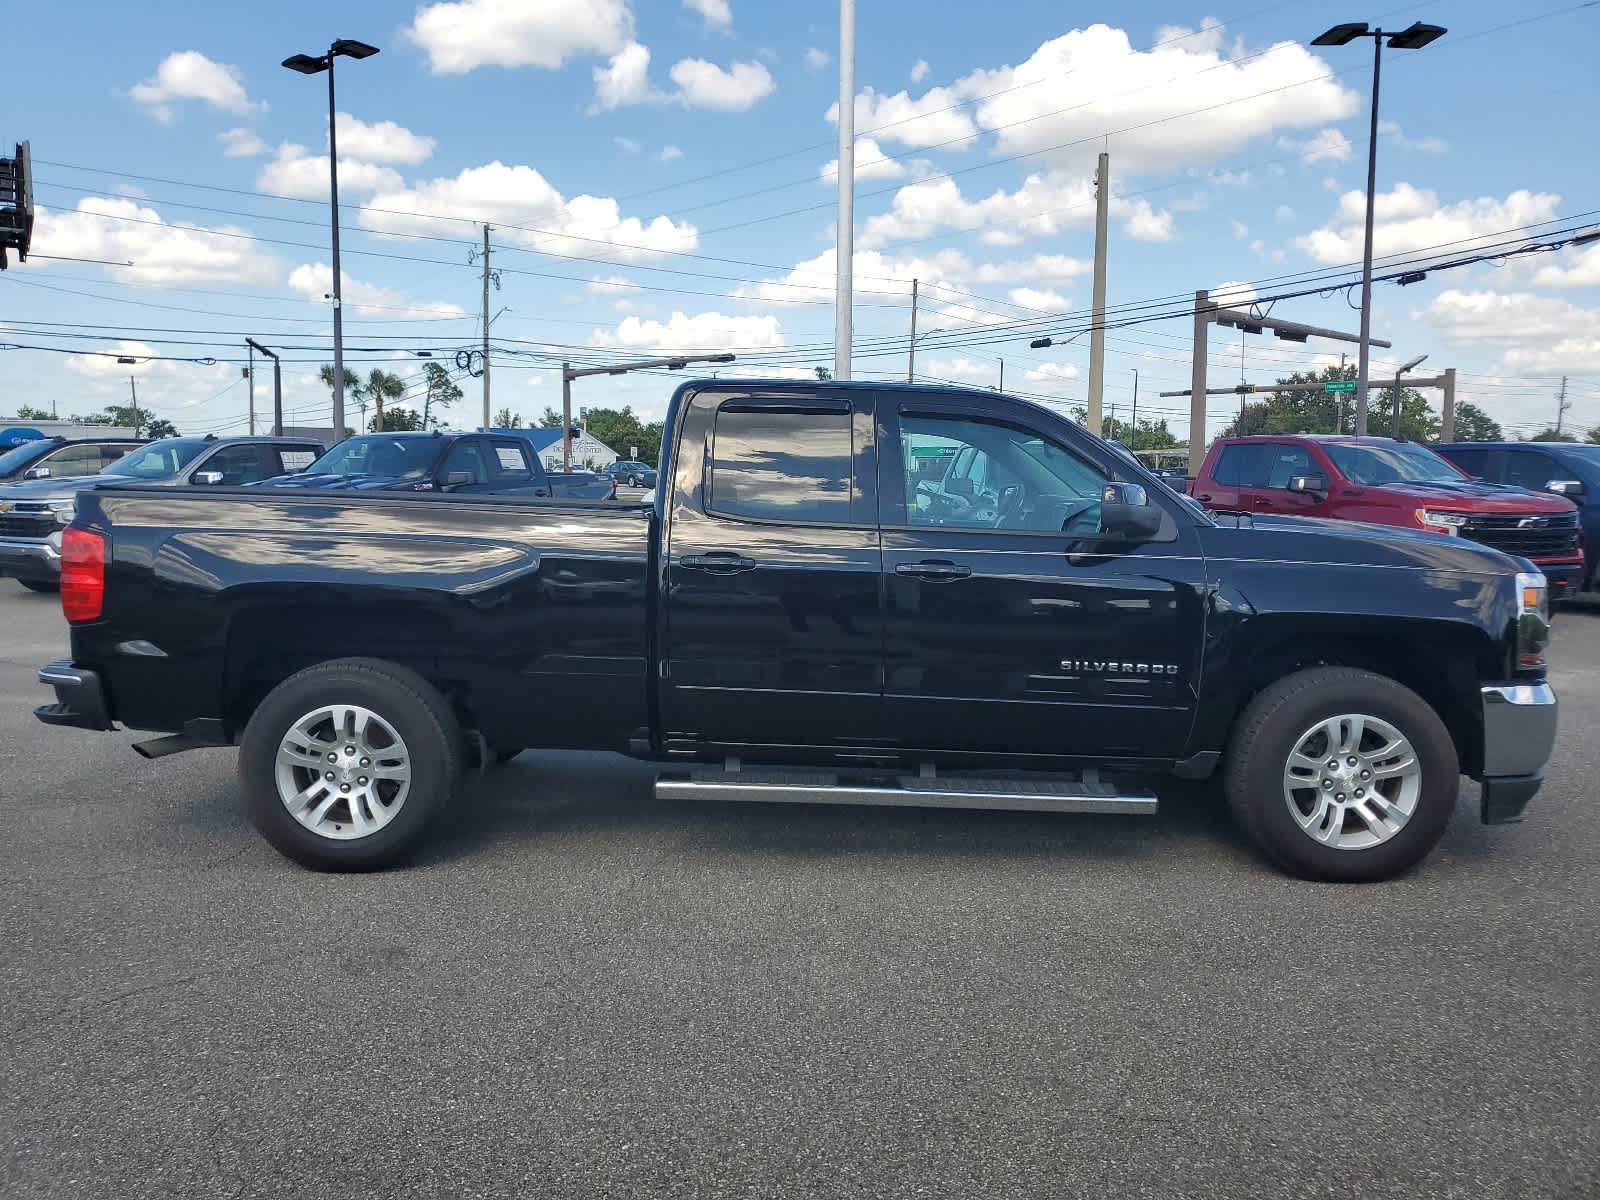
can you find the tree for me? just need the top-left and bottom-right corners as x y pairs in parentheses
(318, 364), (360, 411)
(143, 418), (179, 440)
(69, 410), (113, 426)
(1585, 426), (1600, 446)
(374, 406), (425, 432)
(1215, 365), (1439, 442)
(360, 369), (405, 432)
(420, 362), (462, 429)
(538, 407), (564, 428)
(493, 407), (524, 428)
(1102, 416), (1181, 452)
(13, 404), (53, 420)
(814, 366), (832, 381)
(86, 404), (175, 438)
(1450, 403), (1502, 442)
(1528, 428), (1578, 443)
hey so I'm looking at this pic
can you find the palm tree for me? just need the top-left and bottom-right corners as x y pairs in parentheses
(362, 369), (405, 432)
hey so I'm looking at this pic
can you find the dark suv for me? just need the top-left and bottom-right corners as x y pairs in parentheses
(604, 460), (658, 488)
(0, 436), (145, 485)
(1436, 441), (1600, 591)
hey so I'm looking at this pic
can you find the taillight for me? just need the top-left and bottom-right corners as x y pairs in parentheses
(60, 527), (107, 623)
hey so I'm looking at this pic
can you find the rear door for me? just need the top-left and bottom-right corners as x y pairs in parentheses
(878, 395), (1206, 761)
(658, 386), (882, 754)
(1195, 442), (1267, 512)
(35, 443), (107, 480)
(191, 443), (285, 485)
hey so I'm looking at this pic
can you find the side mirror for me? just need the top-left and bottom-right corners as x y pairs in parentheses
(1287, 472), (1328, 497)
(192, 470), (226, 486)
(1546, 478), (1585, 497)
(1098, 482), (1162, 540)
(441, 470), (475, 489)
(23, 466), (50, 480)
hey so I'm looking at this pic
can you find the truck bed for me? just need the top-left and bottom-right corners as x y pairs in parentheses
(72, 485), (654, 751)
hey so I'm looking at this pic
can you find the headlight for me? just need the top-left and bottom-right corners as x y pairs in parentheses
(48, 498), (78, 525)
(1515, 570), (1550, 670)
(1417, 508), (1469, 535)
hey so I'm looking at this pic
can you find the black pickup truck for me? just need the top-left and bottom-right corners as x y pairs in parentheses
(34, 381), (1558, 881)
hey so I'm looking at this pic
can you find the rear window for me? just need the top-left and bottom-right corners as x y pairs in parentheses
(709, 405), (854, 523)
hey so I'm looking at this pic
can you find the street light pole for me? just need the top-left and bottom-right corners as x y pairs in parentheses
(562, 353), (737, 470)
(246, 339), (283, 435)
(1390, 353), (1428, 438)
(1311, 20), (1446, 436)
(283, 37), (380, 444)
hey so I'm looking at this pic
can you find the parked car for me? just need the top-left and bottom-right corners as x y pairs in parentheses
(0, 436), (321, 591)
(605, 460), (658, 488)
(1191, 434), (1585, 596)
(1435, 441), (1600, 592)
(255, 431), (616, 500)
(0, 436), (144, 485)
(35, 381), (1555, 883)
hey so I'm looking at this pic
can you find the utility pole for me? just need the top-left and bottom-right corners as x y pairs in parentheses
(128, 375), (140, 435)
(1555, 376), (1571, 438)
(1188, 290), (1210, 475)
(561, 361), (573, 471)
(906, 277), (918, 382)
(1440, 367), (1456, 442)
(1130, 368), (1139, 444)
(246, 341), (255, 435)
(998, 356), (1004, 394)
(834, 0), (855, 380)
(481, 225), (493, 430)
(1086, 151), (1110, 435)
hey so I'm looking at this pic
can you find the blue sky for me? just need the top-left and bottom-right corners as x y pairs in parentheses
(3, 0), (1598, 441)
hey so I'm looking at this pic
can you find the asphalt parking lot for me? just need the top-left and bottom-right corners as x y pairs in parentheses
(1, 584), (1596, 1199)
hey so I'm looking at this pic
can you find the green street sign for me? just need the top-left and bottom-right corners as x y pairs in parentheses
(1324, 380), (1356, 393)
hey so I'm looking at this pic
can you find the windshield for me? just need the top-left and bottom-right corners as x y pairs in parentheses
(1324, 442), (1466, 485)
(103, 440), (209, 479)
(0, 440), (51, 475)
(307, 435), (441, 480)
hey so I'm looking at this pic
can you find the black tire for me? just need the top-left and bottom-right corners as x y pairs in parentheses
(1224, 666), (1459, 882)
(628, 474), (640, 487)
(19, 579), (58, 593)
(239, 658), (463, 871)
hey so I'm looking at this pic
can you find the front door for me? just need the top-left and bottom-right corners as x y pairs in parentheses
(658, 386), (883, 755)
(878, 396), (1207, 762)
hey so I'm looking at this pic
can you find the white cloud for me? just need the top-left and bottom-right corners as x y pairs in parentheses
(408, 0), (633, 73)
(1279, 127), (1352, 163)
(28, 198), (280, 288)
(911, 59), (930, 84)
(613, 136), (641, 154)
(586, 275), (641, 294)
(734, 246), (1090, 308)
(64, 340), (161, 379)
(258, 144), (404, 199)
(1121, 197), (1175, 242)
(360, 161), (698, 262)
(131, 51), (263, 122)
(1423, 289), (1600, 376)
(1023, 361), (1081, 390)
(1275, 205), (1294, 222)
(805, 47), (831, 70)
(657, 145), (684, 162)
(1533, 243), (1600, 289)
(1379, 120), (1449, 156)
(218, 127), (268, 158)
(592, 310), (785, 351)
(669, 57), (775, 111)
(682, 0), (731, 29)
(830, 85), (977, 149)
(1231, 220), (1249, 239)
(923, 357), (1004, 385)
(593, 41), (660, 110)
(1298, 184), (1563, 264)
(819, 137), (908, 184)
(1008, 287), (1071, 312)
(1211, 281), (1258, 305)
(332, 113), (436, 165)
(287, 262), (466, 320)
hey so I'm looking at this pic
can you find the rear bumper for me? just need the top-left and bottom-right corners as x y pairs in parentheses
(1478, 682), (1557, 824)
(0, 536), (60, 582)
(33, 660), (114, 731)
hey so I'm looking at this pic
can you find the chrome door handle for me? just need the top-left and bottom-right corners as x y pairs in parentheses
(895, 560), (973, 581)
(681, 553), (757, 574)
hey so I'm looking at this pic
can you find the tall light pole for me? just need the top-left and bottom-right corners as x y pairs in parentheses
(561, 353), (735, 471)
(1311, 20), (1446, 436)
(834, 0), (855, 380)
(282, 37), (380, 444)
(1390, 353), (1427, 438)
(245, 339), (283, 436)
(1130, 368), (1139, 444)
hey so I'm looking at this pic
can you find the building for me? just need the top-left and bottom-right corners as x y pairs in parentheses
(0, 419), (139, 448)
(493, 427), (619, 472)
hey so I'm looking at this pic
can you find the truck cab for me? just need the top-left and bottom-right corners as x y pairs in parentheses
(1192, 434), (1585, 594)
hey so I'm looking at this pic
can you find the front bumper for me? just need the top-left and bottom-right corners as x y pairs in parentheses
(33, 660), (114, 731)
(1478, 682), (1558, 824)
(1532, 559), (1584, 598)
(0, 536), (61, 583)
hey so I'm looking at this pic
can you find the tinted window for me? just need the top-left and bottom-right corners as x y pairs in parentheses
(199, 445), (280, 485)
(0, 440), (50, 476)
(1211, 443), (1272, 487)
(440, 440), (490, 485)
(1500, 450), (1563, 491)
(710, 404), (853, 523)
(488, 440), (533, 483)
(307, 436), (439, 481)
(38, 444), (106, 479)
(1443, 447), (1490, 479)
(1262, 444), (1314, 488)
(898, 413), (1111, 533)
(103, 440), (209, 479)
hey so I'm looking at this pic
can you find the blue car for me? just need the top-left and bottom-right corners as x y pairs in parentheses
(1435, 441), (1600, 591)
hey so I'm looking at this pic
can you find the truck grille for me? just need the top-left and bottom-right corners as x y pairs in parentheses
(1459, 511), (1580, 559)
(0, 503), (55, 540)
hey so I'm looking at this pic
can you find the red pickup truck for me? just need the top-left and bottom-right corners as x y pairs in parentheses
(1192, 435), (1585, 595)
